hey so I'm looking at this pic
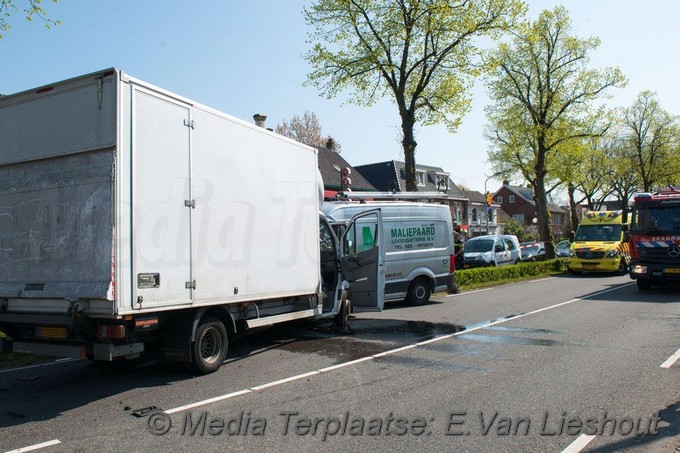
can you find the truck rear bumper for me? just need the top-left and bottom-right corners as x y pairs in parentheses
(12, 341), (86, 359)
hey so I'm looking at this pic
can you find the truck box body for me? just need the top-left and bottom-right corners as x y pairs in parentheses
(0, 69), (320, 320)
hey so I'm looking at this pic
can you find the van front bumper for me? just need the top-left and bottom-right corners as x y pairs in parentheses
(567, 258), (620, 273)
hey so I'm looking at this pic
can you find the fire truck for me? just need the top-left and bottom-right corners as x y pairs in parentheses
(628, 186), (680, 290)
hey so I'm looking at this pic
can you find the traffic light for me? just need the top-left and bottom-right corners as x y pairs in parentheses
(341, 167), (352, 190)
(486, 192), (493, 207)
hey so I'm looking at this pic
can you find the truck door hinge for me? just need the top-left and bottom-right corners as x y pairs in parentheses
(184, 199), (196, 209)
(183, 119), (194, 129)
(185, 280), (196, 290)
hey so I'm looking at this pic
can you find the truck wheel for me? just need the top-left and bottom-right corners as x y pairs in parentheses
(636, 279), (652, 291)
(406, 278), (431, 306)
(192, 316), (228, 374)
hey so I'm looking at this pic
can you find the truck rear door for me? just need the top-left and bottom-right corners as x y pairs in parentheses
(340, 209), (385, 311)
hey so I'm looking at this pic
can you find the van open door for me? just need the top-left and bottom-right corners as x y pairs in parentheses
(340, 209), (385, 312)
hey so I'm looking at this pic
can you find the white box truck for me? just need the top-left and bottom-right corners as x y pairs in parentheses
(322, 198), (456, 305)
(0, 68), (384, 373)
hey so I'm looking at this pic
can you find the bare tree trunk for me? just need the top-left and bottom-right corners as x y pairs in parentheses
(401, 110), (418, 192)
(567, 182), (579, 233)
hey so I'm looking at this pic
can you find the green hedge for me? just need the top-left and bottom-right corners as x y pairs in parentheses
(455, 259), (567, 286)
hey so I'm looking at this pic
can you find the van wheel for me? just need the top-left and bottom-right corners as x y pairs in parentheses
(617, 261), (628, 276)
(406, 278), (431, 306)
(192, 316), (228, 374)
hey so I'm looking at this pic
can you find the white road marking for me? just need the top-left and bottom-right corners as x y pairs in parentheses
(0, 358), (79, 375)
(163, 283), (633, 415)
(561, 434), (595, 453)
(660, 348), (680, 368)
(445, 287), (494, 298)
(250, 371), (320, 391)
(164, 390), (252, 415)
(4, 439), (61, 453)
(529, 277), (556, 283)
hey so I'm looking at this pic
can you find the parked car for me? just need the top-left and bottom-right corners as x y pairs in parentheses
(520, 242), (546, 262)
(555, 240), (571, 257)
(463, 234), (522, 268)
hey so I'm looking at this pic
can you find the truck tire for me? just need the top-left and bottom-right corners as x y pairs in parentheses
(406, 278), (431, 306)
(192, 316), (228, 374)
(636, 279), (652, 291)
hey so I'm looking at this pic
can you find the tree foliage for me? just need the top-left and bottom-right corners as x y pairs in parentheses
(275, 111), (342, 152)
(0, 0), (59, 38)
(304, 0), (526, 191)
(485, 6), (626, 257)
(618, 91), (680, 191)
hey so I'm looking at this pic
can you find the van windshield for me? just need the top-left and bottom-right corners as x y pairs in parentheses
(464, 239), (493, 253)
(574, 225), (622, 242)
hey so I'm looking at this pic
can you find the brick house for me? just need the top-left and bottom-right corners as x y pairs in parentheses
(493, 182), (568, 234)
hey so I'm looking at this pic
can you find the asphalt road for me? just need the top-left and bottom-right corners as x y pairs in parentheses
(0, 274), (678, 452)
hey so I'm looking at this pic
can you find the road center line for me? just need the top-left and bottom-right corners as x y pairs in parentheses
(561, 433), (595, 453)
(660, 348), (680, 368)
(445, 287), (494, 297)
(4, 439), (61, 453)
(164, 283), (633, 415)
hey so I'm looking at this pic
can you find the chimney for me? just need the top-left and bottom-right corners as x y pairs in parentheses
(503, 180), (509, 186)
(326, 138), (335, 152)
(253, 114), (267, 128)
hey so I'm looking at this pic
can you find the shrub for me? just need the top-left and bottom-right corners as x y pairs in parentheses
(455, 259), (567, 286)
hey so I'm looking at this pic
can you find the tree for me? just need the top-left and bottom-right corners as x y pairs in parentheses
(485, 6), (626, 258)
(619, 91), (680, 191)
(603, 139), (638, 223)
(275, 111), (342, 152)
(304, 0), (526, 191)
(0, 0), (59, 38)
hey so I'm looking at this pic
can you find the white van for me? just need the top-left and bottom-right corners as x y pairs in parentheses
(322, 201), (455, 305)
(463, 234), (522, 268)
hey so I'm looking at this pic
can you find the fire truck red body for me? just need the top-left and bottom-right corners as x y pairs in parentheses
(628, 186), (680, 290)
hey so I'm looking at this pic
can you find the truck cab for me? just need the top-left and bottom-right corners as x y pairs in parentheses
(628, 188), (680, 290)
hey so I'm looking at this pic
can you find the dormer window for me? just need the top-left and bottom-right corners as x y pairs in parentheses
(416, 171), (426, 186)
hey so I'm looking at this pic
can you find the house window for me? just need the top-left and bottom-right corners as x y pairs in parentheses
(416, 171), (426, 186)
(497, 196), (503, 204)
(487, 208), (494, 223)
(513, 213), (525, 224)
(509, 195), (515, 203)
(472, 208), (478, 222)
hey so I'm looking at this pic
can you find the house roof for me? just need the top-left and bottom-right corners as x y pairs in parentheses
(496, 184), (567, 214)
(316, 147), (375, 191)
(355, 160), (467, 200)
(462, 190), (487, 204)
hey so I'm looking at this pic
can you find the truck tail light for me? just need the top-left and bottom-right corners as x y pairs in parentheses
(450, 254), (456, 273)
(97, 324), (126, 340)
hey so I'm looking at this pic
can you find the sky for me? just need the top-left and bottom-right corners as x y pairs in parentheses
(2, 1), (679, 197)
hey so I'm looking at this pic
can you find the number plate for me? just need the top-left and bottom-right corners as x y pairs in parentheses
(664, 268), (680, 274)
(582, 263), (597, 268)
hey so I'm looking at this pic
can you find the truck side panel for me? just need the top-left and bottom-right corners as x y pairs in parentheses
(182, 107), (320, 304)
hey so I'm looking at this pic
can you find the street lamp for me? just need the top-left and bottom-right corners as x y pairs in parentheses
(484, 172), (502, 234)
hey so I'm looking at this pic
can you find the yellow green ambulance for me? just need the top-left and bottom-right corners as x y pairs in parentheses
(567, 210), (630, 275)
